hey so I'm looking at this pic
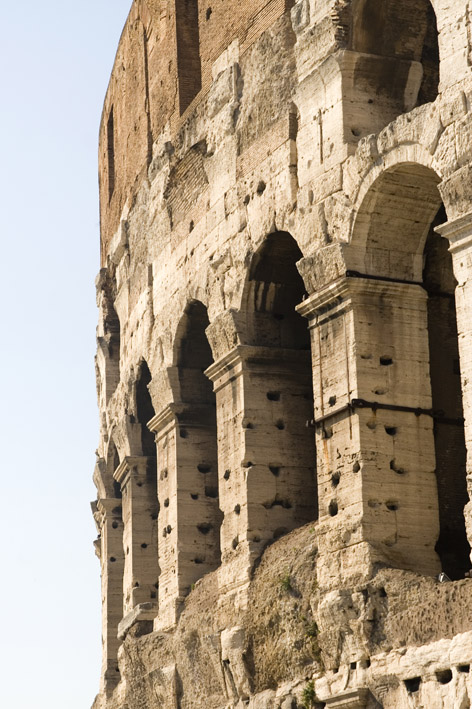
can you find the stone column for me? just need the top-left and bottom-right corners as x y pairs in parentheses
(298, 275), (441, 589)
(206, 345), (316, 608)
(149, 403), (221, 630)
(436, 213), (472, 553)
(113, 456), (159, 638)
(93, 498), (124, 697)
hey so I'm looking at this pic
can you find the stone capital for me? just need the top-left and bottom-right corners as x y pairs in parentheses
(205, 344), (310, 391)
(436, 212), (472, 255)
(113, 456), (152, 487)
(324, 687), (370, 709)
(297, 274), (427, 324)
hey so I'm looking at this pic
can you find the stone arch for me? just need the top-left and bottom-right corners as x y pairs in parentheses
(346, 0), (439, 138)
(240, 231), (317, 537)
(241, 230), (311, 349)
(158, 299), (222, 602)
(351, 162), (442, 281)
(350, 162), (469, 579)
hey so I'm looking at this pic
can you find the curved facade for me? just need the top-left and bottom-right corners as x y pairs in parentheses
(93, 1), (472, 707)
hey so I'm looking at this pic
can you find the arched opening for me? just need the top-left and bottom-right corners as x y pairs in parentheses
(242, 231), (317, 545)
(174, 301), (221, 587)
(347, 0), (439, 137)
(175, 0), (202, 115)
(424, 208), (469, 580)
(136, 361), (156, 456)
(353, 165), (469, 578)
(134, 361), (159, 605)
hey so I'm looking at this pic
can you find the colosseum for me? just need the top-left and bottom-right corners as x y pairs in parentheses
(91, 1), (472, 706)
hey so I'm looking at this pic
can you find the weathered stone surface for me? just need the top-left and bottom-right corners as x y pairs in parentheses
(93, 1), (472, 707)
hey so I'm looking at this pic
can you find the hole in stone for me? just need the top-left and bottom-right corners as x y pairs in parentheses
(436, 669), (452, 684)
(110, 557), (116, 563)
(353, 461), (361, 473)
(205, 486), (218, 498)
(329, 500), (338, 517)
(151, 512), (158, 520)
(243, 194), (250, 206)
(234, 504), (241, 515)
(273, 527), (289, 540)
(150, 591), (156, 599)
(269, 465), (280, 476)
(386, 501), (399, 511)
(256, 181), (266, 195)
(351, 128), (361, 137)
(134, 582), (140, 588)
(141, 543), (148, 549)
(404, 677), (421, 693)
(160, 468), (168, 480)
(380, 587), (387, 598)
(206, 7), (212, 20)
(198, 463), (211, 473)
(194, 557), (204, 564)
(232, 537), (239, 550)
(458, 665), (470, 673)
(166, 525), (172, 534)
(276, 420), (285, 430)
(189, 220), (194, 232)
(244, 422), (254, 429)
(366, 659), (371, 667)
(331, 472), (341, 488)
(350, 662), (357, 670)
(164, 498), (170, 507)
(323, 427), (333, 439)
(197, 523), (212, 535)
(180, 429), (188, 438)
(112, 521), (119, 529)
(224, 469), (231, 480)
(390, 459), (405, 475)
(380, 356), (393, 366)
(329, 396), (337, 407)
(267, 391), (280, 401)
(243, 461), (254, 468)
(385, 426), (397, 436)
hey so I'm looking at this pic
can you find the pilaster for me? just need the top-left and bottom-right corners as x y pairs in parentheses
(96, 498), (125, 696)
(113, 456), (159, 637)
(298, 275), (440, 588)
(149, 403), (221, 630)
(206, 344), (316, 608)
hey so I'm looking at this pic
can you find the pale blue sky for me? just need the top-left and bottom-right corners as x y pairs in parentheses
(0, 2), (132, 707)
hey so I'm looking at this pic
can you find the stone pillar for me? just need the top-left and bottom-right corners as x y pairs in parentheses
(93, 498), (124, 696)
(206, 345), (316, 608)
(436, 213), (472, 554)
(113, 456), (159, 637)
(298, 276), (441, 589)
(149, 403), (221, 630)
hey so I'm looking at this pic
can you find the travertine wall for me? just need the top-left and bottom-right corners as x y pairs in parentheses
(92, 0), (472, 706)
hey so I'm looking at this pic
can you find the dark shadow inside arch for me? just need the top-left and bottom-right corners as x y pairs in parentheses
(424, 207), (470, 580)
(174, 300), (222, 589)
(136, 360), (156, 456)
(245, 231), (317, 541)
(248, 231), (311, 351)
